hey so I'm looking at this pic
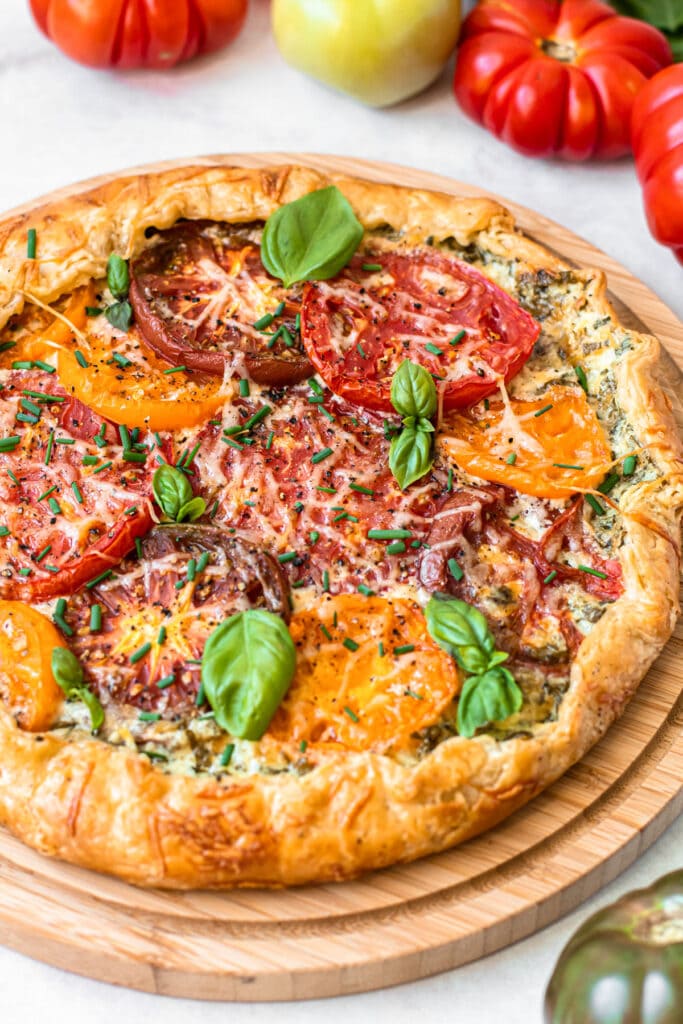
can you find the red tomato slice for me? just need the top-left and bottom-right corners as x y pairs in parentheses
(301, 250), (540, 412)
(0, 369), (155, 600)
(62, 526), (290, 716)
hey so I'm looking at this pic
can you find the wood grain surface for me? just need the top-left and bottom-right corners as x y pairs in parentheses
(0, 155), (680, 1002)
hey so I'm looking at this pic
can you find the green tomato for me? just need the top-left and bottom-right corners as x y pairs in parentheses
(272, 0), (462, 108)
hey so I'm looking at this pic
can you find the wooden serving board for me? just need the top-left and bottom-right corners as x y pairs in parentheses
(0, 155), (681, 1002)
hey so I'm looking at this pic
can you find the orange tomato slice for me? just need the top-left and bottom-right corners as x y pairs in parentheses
(438, 385), (612, 499)
(0, 601), (65, 731)
(267, 594), (460, 754)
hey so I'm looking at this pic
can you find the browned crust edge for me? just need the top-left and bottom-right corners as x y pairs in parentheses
(0, 164), (679, 888)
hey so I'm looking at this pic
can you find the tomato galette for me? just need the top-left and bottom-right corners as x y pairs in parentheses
(0, 164), (679, 888)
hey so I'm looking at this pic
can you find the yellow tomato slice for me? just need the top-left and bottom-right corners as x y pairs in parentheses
(438, 385), (612, 499)
(0, 601), (65, 731)
(267, 594), (460, 753)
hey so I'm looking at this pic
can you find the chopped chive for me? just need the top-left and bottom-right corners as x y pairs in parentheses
(156, 674), (175, 690)
(35, 544), (52, 562)
(118, 424), (131, 449)
(7, 470), (19, 485)
(55, 437), (75, 444)
(55, 598), (67, 618)
(163, 365), (186, 375)
(295, 313), (301, 331)
(157, 625), (167, 645)
(534, 404), (553, 417)
(378, 642), (385, 657)
(367, 528), (412, 540)
(299, 739), (308, 753)
(343, 705), (359, 722)
(447, 467), (453, 492)
(405, 689), (424, 700)
(362, 263), (382, 272)
(0, 435), (21, 452)
(574, 365), (589, 393)
(292, 501), (304, 513)
(506, 453), (517, 465)
(343, 638), (360, 654)
(11, 360), (33, 370)
(316, 485), (336, 494)
(598, 473), (619, 495)
(239, 378), (250, 397)
(320, 623), (333, 641)
(210, 499), (219, 518)
(112, 352), (132, 368)
(186, 558), (197, 582)
(322, 569), (330, 592)
(349, 482), (374, 496)
(317, 404), (335, 422)
(394, 644), (415, 655)
(222, 437), (244, 450)
(82, 455), (99, 466)
(195, 681), (206, 707)
(197, 552), (210, 573)
(543, 570), (558, 584)
(309, 531), (319, 544)
(358, 584), (375, 596)
(281, 326), (294, 348)
(265, 430), (275, 450)
(123, 451), (147, 463)
(85, 306), (104, 317)
(253, 313), (274, 330)
(308, 377), (323, 396)
(311, 447), (333, 464)
(92, 460), (113, 474)
(16, 413), (38, 425)
(277, 551), (297, 564)
(220, 743), (235, 767)
(135, 537), (143, 559)
(553, 463), (584, 470)
(425, 342), (443, 356)
(26, 228), (37, 259)
(89, 604), (102, 632)
(386, 540), (406, 555)
(71, 481), (84, 504)
(43, 430), (54, 466)
(291, 579), (305, 589)
(138, 711), (161, 722)
(37, 484), (57, 502)
(448, 557), (464, 581)
(74, 349), (89, 369)
(20, 398), (41, 416)
(578, 564), (608, 580)
(585, 494), (606, 516)
(130, 641), (152, 665)
(43, 565), (60, 574)
(18, 567), (31, 576)
(124, 505), (138, 516)
(410, 540), (421, 549)
(0, 341), (15, 354)
(85, 569), (113, 589)
(623, 455), (637, 477)
(243, 405), (272, 431)
(53, 616), (73, 637)
(449, 329), (466, 346)
(356, 341), (367, 358)
(33, 360), (55, 374)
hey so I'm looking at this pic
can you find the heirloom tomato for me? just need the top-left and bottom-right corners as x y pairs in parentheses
(29, 0), (248, 70)
(272, 0), (462, 107)
(454, 0), (672, 160)
(632, 63), (683, 264)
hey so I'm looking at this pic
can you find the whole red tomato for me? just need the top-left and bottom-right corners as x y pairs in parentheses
(454, 0), (672, 160)
(632, 64), (683, 264)
(30, 0), (248, 69)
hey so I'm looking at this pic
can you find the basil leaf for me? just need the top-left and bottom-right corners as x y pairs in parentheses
(611, 0), (682, 30)
(389, 425), (434, 490)
(153, 464), (193, 521)
(261, 186), (364, 288)
(105, 300), (133, 332)
(390, 360), (437, 419)
(201, 609), (296, 740)
(51, 647), (104, 731)
(456, 667), (523, 738)
(107, 253), (130, 300)
(177, 496), (207, 523)
(425, 595), (498, 675)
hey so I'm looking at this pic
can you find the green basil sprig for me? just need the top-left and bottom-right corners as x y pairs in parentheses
(201, 609), (297, 740)
(51, 647), (104, 731)
(261, 186), (364, 288)
(104, 253), (133, 332)
(153, 464), (206, 523)
(388, 360), (437, 489)
(425, 595), (522, 737)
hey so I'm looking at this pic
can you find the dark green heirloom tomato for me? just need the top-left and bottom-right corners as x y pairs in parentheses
(545, 871), (683, 1024)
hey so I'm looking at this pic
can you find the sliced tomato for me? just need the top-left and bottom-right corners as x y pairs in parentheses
(62, 526), (290, 715)
(130, 221), (313, 385)
(0, 368), (155, 600)
(0, 601), (65, 731)
(266, 594), (460, 754)
(439, 385), (612, 499)
(301, 249), (540, 411)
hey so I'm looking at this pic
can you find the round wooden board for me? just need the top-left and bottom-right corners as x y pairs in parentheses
(0, 155), (681, 1002)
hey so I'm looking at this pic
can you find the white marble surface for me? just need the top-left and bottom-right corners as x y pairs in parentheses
(0, 1), (681, 1021)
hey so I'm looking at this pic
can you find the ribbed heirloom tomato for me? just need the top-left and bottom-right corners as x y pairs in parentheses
(632, 64), (683, 264)
(30, 0), (248, 69)
(454, 0), (672, 160)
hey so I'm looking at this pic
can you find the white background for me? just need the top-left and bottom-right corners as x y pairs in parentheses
(1, 1), (681, 1021)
